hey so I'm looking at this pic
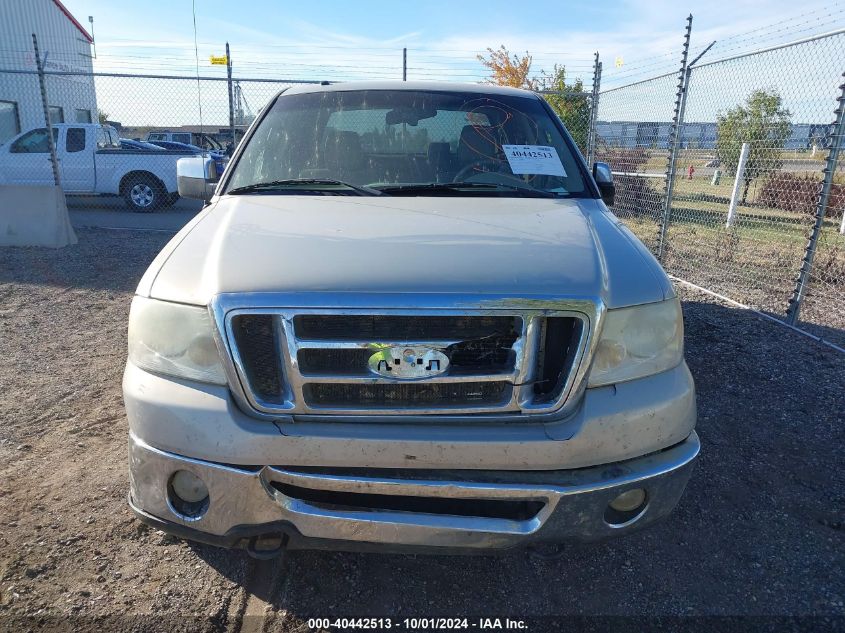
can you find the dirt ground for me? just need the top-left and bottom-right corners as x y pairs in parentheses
(0, 228), (843, 632)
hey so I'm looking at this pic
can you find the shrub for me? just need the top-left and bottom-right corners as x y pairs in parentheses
(613, 175), (664, 220)
(595, 147), (651, 173)
(759, 172), (845, 218)
(592, 147), (663, 219)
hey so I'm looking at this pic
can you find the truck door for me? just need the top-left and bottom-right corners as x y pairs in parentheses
(2, 128), (58, 186)
(61, 126), (95, 192)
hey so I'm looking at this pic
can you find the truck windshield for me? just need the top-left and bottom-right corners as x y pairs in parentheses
(225, 89), (590, 197)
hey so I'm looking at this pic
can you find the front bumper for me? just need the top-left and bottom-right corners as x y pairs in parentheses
(128, 431), (699, 553)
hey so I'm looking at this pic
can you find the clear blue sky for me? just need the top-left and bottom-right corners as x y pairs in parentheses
(61, 0), (843, 85)
(54, 0), (845, 126)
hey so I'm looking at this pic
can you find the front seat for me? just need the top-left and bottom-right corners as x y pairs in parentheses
(457, 125), (502, 169)
(323, 130), (366, 182)
(427, 142), (453, 182)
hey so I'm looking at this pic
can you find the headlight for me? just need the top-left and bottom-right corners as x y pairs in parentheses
(588, 298), (683, 387)
(128, 296), (226, 385)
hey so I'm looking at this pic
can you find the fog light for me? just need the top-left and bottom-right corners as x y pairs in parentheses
(609, 488), (647, 513)
(171, 470), (208, 503)
(168, 470), (210, 520)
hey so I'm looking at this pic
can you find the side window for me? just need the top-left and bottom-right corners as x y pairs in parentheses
(66, 127), (86, 153)
(106, 128), (120, 148)
(148, 133), (165, 141)
(416, 110), (490, 152)
(48, 106), (64, 124)
(326, 109), (388, 152)
(10, 128), (58, 153)
(324, 109), (489, 154)
(0, 101), (21, 145)
(96, 127), (109, 149)
(173, 134), (191, 144)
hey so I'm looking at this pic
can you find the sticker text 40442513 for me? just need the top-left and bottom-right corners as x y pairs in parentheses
(502, 144), (567, 177)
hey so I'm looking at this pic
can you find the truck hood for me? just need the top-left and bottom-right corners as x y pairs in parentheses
(142, 195), (671, 308)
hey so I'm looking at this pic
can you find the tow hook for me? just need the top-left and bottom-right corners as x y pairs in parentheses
(246, 533), (288, 559)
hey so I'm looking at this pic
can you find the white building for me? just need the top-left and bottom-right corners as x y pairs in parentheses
(0, 0), (97, 144)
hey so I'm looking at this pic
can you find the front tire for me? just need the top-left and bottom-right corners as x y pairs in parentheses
(123, 175), (163, 212)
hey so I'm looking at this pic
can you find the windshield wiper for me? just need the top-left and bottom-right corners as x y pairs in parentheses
(228, 178), (382, 196)
(373, 181), (558, 198)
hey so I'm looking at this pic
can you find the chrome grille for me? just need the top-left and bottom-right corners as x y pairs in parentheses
(219, 306), (591, 418)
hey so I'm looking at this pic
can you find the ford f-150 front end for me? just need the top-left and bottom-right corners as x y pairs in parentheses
(124, 81), (697, 556)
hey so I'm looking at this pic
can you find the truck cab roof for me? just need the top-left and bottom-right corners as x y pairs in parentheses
(282, 80), (543, 99)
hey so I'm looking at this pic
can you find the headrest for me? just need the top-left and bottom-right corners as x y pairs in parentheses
(324, 130), (361, 165)
(457, 125), (499, 164)
(427, 142), (451, 163)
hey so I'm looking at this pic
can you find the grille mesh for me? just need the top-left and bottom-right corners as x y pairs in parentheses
(298, 348), (372, 375)
(532, 317), (582, 403)
(304, 382), (509, 408)
(230, 314), (283, 402)
(293, 315), (520, 340)
(297, 334), (517, 375)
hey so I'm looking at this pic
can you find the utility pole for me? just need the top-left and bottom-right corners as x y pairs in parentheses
(403, 48), (407, 81)
(226, 42), (235, 151)
(88, 16), (96, 58)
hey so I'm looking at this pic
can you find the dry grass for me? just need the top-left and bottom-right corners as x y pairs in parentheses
(615, 203), (845, 347)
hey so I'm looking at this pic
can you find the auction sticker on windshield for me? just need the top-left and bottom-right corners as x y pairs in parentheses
(502, 145), (567, 177)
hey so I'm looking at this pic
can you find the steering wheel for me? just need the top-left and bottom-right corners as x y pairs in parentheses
(452, 158), (506, 183)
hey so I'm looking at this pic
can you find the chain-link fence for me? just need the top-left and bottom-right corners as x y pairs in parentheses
(0, 38), (601, 212)
(598, 28), (845, 349)
(0, 59), (311, 211)
(593, 71), (680, 252)
(2, 27), (843, 349)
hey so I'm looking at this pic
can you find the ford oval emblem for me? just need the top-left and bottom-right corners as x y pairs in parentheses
(368, 346), (450, 379)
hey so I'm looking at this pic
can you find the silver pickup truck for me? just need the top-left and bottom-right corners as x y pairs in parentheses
(125, 81), (698, 557)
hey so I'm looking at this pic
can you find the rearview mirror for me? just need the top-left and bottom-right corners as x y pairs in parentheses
(177, 155), (218, 201)
(593, 162), (615, 207)
(385, 106), (437, 126)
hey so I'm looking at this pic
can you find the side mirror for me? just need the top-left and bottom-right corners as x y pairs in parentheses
(593, 162), (615, 207)
(177, 155), (218, 201)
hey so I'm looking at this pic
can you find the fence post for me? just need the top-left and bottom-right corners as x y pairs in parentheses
(32, 33), (61, 188)
(586, 52), (602, 166)
(403, 48), (407, 81)
(725, 142), (750, 227)
(657, 14), (693, 263)
(226, 42), (235, 151)
(787, 71), (845, 325)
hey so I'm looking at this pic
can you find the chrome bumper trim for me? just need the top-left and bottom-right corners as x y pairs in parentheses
(129, 431), (699, 550)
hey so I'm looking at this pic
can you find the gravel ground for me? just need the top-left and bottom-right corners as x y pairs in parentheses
(0, 228), (843, 632)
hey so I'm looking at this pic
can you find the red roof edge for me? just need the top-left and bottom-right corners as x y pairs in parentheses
(51, 0), (94, 43)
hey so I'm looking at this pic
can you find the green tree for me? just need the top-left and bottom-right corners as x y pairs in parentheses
(478, 46), (591, 154)
(537, 64), (590, 154)
(715, 90), (792, 203)
(97, 108), (109, 124)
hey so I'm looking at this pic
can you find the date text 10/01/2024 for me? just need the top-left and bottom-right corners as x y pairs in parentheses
(306, 618), (529, 630)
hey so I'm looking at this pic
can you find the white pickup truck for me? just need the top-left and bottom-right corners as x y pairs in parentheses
(0, 123), (187, 211)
